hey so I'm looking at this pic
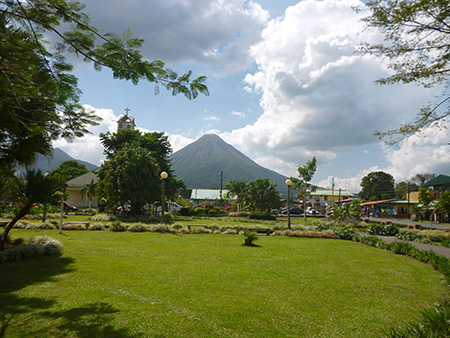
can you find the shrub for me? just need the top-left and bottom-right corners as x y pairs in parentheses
(389, 241), (417, 256)
(333, 228), (358, 241)
(205, 224), (220, 231)
(358, 236), (388, 249)
(194, 207), (204, 215)
(88, 223), (105, 231)
(91, 213), (116, 221)
(109, 221), (127, 232)
(368, 224), (399, 236)
(13, 221), (30, 229)
(420, 230), (450, 243)
(395, 230), (422, 241)
(247, 213), (276, 221)
(29, 236), (63, 256)
(128, 223), (148, 232)
(242, 230), (258, 246)
(179, 207), (191, 216)
(147, 224), (170, 233)
(171, 223), (184, 230)
(385, 297), (450, 338)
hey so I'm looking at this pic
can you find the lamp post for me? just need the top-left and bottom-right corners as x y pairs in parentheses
(285, 179), (292, 229)
(160, 171), (168, 224)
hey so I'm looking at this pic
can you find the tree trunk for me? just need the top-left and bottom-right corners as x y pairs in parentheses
(0, 204), (32, 251)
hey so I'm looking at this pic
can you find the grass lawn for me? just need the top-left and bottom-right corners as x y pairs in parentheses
(0, 229), (448, 337)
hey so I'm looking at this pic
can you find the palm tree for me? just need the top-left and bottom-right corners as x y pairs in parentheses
(225, 180), (247, 212)
(81, 179), (97, 209)
(1, 170), (60, 251)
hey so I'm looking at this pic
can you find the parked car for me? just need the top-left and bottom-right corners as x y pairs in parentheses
(281, 207), (303, 215)
(306, 207), (320, 215)
(63, 202), (78, 211)
(153, 201), (182, 213)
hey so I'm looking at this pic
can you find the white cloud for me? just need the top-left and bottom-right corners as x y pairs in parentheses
(81, 0), (269, 74)
(220, 0), (438, 183)
(169, 134), (195, 153)
(52, 105), (118, 166)
(231, 111), (247, 117)
(204, 115), (221, 121)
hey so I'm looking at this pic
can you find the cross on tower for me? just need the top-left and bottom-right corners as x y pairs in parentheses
(124, 107), (131, 116)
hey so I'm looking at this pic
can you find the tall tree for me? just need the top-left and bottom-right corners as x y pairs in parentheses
(244, 179), (280, 212)
(410, 173), (436, 188)
(0, 0), (208, 168)
(293, 157), (317, 224)
(418, 186), (436, 222)
(51, 160), (89, 184)
(99, 130), (180, 200)
(225, 180), (247, 212)
(359, 0), (450, 143)
(0, 170), (60, 251)
(359, 171), (395, 201)
(98, 145), (161, 215)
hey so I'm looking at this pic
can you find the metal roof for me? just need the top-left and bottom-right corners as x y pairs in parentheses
(190, 189), (236, 200)
(423, 174), (450, 187)
(309, 189), (354, 197)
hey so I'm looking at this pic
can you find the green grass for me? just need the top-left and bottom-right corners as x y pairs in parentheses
(0, 230), (448, 337)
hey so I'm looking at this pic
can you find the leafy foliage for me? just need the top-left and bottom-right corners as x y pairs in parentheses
(368, 224), (399, 236)
(0, 0), (208, 167)
(244, 178), (281, 212)
(98, 145), (161, 215)
(359, 0), (450, 143)
(51, 160), (88, 184)
(0, 170), (61, 250)
(242, 230), (258, 246)
(359, 171), (395, 201)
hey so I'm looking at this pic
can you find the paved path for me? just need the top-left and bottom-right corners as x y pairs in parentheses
(358, 232), (450, 258)
(367, 217), (447, 230)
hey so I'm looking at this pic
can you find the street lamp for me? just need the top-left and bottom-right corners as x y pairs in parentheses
(160, 171), (168, 224)
(285, 179), (292, 229)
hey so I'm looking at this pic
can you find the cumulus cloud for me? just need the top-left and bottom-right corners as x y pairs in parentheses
(221, 0), (437, 181)
(81, 0), (269, 74)
(52, 105), (118, 165)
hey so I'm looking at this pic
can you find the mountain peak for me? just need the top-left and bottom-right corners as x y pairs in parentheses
(170, 134), (288, 191)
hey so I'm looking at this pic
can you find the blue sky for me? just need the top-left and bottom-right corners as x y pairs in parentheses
(54, 0), (450, 192)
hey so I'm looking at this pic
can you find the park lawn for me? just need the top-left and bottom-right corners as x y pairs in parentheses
(0, 230), (448, 337)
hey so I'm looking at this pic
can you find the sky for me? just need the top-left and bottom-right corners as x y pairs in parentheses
(53, 0), (450, 193)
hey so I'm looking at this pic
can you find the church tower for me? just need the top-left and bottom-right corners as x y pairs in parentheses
(117, 107), (136, 132)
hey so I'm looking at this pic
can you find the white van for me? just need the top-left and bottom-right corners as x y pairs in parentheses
(154, 201), (182, 213)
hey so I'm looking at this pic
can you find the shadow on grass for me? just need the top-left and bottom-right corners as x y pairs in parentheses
(0, 256), (162, 337)
(0, 256), (75, 337)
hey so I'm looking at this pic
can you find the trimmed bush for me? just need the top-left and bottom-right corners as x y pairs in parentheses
(91, 213), (117, 221)
(128, 223), (148, 232)
(333, 228), (358, 241)
(369, 224), (399, 236)
(88, 223), (105, 231)
(0, 236), (63, 263)
(247, 213), (276, 221)
(109, 221), (127, 232)
(395, 230), (422, 241)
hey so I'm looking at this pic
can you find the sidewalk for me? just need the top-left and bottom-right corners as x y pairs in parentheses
(369, 217), (447, 230)
(358, 232), (450, 259)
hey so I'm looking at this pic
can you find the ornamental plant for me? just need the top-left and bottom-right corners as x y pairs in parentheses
(242, 230), (258, 246)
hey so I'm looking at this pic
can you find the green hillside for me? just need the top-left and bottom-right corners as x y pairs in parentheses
(170, 134), (289, 191)
(18, 148), (98, 175)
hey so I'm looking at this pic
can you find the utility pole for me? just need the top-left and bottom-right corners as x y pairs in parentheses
(407, 181), (411, 220)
